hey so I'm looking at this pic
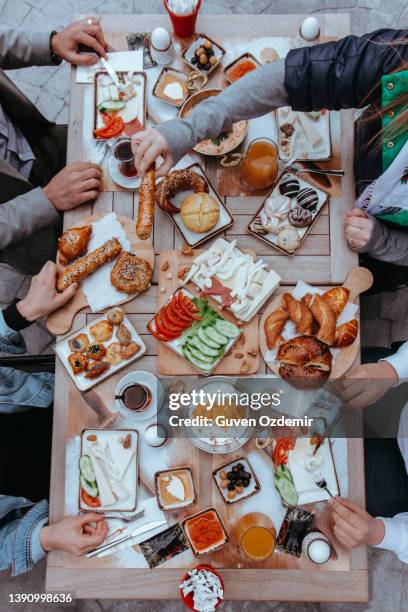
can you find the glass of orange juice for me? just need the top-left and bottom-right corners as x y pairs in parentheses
(234, 512), (276, 561)
(241, 138), (278, 190)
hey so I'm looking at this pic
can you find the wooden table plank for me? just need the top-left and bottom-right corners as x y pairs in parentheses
(47, 12), (367, 602)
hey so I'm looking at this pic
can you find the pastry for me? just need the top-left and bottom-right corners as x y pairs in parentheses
(56, 238), (122, 291)
(68, 333), (90, 353)
(264, 308), (289, 349)
(156, 169), (208, 214)
(136, 167), (155, 240)
(334, 319), (358, 348)
(180, 192), (220, 233)
(68, 352), (88, 375)
(260, 210), (280, 234)
(105, 342), (123, 365)
(279, 175), (300, 198)
(85, 361), (110, 379)
(111, 251), (153, 294)
(86, 343), (106, 361)
(277, 335), (332, 389)
(278, 225), (301, 253)
(297, 187), (318, 212)
(121, 341), (141, 360)
(250, 216), (268, 235)
(58, 225), (92, 264)
(288, 205), (313, 228)
(89, 320), (113, 342)
(264, 195), (291, 220)
(116, 322), (132, 345)
(322, 286), (350, 319)
(107, 308), (124, 325)
(303, 293), (336, 346)
(282, 293), (313, 335)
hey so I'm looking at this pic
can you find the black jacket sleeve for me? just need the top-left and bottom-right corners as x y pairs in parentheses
(285, 29), (408, 111)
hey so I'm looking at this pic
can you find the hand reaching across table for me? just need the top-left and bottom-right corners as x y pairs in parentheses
(40, 513), (108, 556)
(16, 261), (78, 322)
(132, 129), (174, 178)
(43, 161), (102, 211)
(329, 497), (385, 549)
(335, 361), (399, 411)
(344, 208), (375, 250)
(51, 17), (108, 66)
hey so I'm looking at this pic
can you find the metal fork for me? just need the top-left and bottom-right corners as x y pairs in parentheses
(288, 165), (345, 177)
(100, 508), (145, 522)
(93, 136), (121, 165)
(311, 465), (333, 498)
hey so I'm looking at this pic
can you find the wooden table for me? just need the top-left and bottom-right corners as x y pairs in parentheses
(46, 13), (369, 602)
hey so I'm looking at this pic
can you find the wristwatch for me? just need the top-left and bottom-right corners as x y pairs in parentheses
(49, 30), (62, 65)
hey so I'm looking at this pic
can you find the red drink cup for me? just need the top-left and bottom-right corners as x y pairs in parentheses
(164, 0), (202, 38)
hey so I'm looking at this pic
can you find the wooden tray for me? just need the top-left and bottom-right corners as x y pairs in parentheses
(47, 213), (155, 336)
(157, 249), (260, 376)
(259, 266), (373, 378)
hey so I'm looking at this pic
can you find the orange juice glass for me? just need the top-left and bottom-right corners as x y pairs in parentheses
(234, 512), (276, 561)
(241, 138), (278, 190)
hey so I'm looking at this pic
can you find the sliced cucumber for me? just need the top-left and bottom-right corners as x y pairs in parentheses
(204, 325), (228, 346)
(198, 326), (222, 349)
(274, 471), (298, 506)
(80, 475), (99, 498)
(79, 455), (96, 483)
(214, 318), (240, 339)
(185, 343), (214, 364)
(98, 99), (125, 113)
(188, 335), (220, 357)
(183, 346), (213, 373)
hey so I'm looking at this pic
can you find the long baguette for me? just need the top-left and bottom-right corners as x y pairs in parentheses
(56, 237), (122, 292)
(136, 167), (155, 240)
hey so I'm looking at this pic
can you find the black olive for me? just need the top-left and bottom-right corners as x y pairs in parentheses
(235, 479), (243, 486)
(243, 479), (250, 487)
(227, 482), (235, 491)
(227, 471), (233, 480)
(237, 463), (244, 471)
(232, 465), (239, 472)
(191, 55), (197, 64)
(203, 63), (211, 70)
(207, 48), (214, 56)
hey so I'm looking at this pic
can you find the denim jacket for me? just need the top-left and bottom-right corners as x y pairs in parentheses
(0, 310), (53, 575)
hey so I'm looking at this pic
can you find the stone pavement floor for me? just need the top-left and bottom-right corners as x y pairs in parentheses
(1, 0), (408, 610)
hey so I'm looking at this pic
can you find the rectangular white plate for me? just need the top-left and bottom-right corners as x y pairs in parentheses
(55, 311), (146, 391)
(277, 107), (331, 161)
(79, 429), (138, 512)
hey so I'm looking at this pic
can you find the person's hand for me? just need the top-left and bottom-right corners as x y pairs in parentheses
(17, 261), (78, 321)
(132, 129), (174, 178)
(51, 18), (107, 66)
(40, 513), (108, 556)
(344, 208), (375, 250)
(335, 361), (398, 410)
(329, 497), (385, 549)
(43, 162), (102, 211)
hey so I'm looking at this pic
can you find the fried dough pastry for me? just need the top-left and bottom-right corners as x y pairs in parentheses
(303, 293), (336, 346)
(156, 169), (208, 214)
(56, 238), (122, 291)
(68, 333), (90, 353)
(322, 286), (350, 319)
(264, 308), (289, 349)
(105, 342), (123, 365)
(85, 361), (109, 379)
(282, 292), (313, 335)
(121, 341), (140, 360)
(334, 319), (358, 348)
(107, 308), (124, 325)
(110, 251), (152, 294)
(89, 320), (113, 342)
(68, 352), (88, 375)
(58, 225), (92, 264)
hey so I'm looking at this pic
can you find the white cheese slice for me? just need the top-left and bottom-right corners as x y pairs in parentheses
(88, 448), (116, 506)
(118, 95), (140, 123)
(166, 474), (186, 501)
(107, 436), (135, 480)
(163, 81), (184, 100)
(298, 113), (322, 147)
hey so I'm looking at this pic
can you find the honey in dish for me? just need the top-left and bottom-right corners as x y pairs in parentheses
(241, 138), (278, 189)
(241, 526), (275, 561)
(157, 469), (194, 508)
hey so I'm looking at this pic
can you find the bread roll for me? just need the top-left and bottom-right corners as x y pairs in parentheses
(334, 319), (358, 348)
(56, 238), (122, 291)
(322, 287), (350, 319)
(264, 308), (289, 349)
(277, 335), (332, 390)
(303, 293), (336, 346)
(282, 293), (313, 335)
(180, 192), (220, 233)
(136, 168), (155, 240)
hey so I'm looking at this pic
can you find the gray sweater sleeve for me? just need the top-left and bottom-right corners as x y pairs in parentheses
(0, 28), (55, 69)
(356, 214), (408, 265)
(157, 58), (288, 164)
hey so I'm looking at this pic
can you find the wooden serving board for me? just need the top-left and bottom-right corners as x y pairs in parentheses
(47, 213), (155, 336)
(259, 266), (373, 378)
(157, 249), (260, 376)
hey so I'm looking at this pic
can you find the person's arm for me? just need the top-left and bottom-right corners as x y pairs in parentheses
(381, 342), (408, 383)
(375, 513), (408, 563)
(0, 28), (57, 69)
(155, 58), (288, 166)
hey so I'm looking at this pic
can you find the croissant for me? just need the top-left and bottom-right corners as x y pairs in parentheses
(322, 287), (350, 319)
(334, 319), (358, 348)
(303, 293), (336, 347)
(264, 308), (289, 349)
(282, 292), (313, 335)
(58, 225), (92, 264)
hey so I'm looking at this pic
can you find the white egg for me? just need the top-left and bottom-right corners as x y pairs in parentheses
(151, 27), (171, 50)
(144, 423), (167, 447)
(300, 17), (320, 41)
(308, 539), (331, 564)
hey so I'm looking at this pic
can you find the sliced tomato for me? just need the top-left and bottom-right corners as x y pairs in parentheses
(169, 298), (194, 323)
(161, 306), (187, 333)
(94, 114), (124, 139)
(154, 313), (181, 339)
(164, 302), (191, 330)
(147, 319), (176, 342)
(101, 112), (113, 126)
(81, 488), (101, 507)
(273, 438), (295, 466)
(177, 292), (201, 320)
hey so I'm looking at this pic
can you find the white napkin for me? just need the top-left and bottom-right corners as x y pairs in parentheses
(76, 50), (143, 84)
(81, 212), (131, 312)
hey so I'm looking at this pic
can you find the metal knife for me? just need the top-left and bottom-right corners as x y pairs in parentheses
(100, 57), (121, 88)
(86, 519), (167, 558)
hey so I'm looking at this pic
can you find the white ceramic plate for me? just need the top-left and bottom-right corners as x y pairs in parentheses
(108, 154), (141, 190)
(114, 371), (165, 422)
